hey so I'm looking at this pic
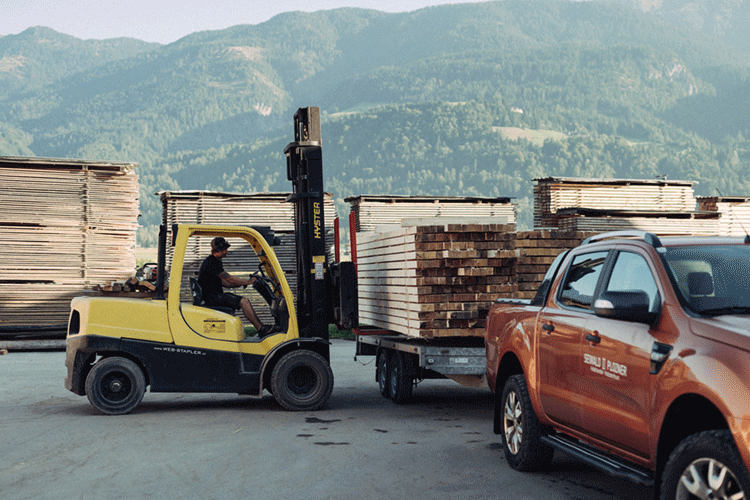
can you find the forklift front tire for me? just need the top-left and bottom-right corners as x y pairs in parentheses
(271, 350), (333, 411)
(85, 356), (146, 415)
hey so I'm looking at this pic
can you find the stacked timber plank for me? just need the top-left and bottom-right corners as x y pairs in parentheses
(533, 176), (723, 235)
(514, 230), (597, 300)
(0, 156), (139, 332)
(555, 208), (720, 235)
(159, 190), (337, 324)
(534, 177), (697, 229)
(356, 222), (516, 338)
(697, 197), (750, 237)
(347, 195), (516, 232)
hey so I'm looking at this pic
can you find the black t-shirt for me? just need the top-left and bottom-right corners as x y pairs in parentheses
(198, 254), (224, 302)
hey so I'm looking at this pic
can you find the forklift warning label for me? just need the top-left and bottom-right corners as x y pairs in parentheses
(204, 319), (226, 335)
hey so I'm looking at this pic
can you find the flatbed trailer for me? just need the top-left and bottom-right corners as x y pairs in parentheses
(355, 331), (488, 403)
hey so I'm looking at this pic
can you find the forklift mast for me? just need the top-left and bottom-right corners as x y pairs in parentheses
(284, 107), (358, 340)
(285, 107), (331, 340)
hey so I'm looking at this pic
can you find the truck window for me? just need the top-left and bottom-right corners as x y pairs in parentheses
(604, 251), (660, 313)
(558, 251), (608, 310)
(664, 245), (750, 315)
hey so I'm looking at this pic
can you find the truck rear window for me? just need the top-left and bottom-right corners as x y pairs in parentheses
(663, 245), (750, 316)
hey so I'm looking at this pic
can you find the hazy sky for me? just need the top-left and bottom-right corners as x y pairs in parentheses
(1, 0), (482, 45)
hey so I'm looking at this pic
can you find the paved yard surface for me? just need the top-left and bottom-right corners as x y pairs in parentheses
(0, 339), (652, 500)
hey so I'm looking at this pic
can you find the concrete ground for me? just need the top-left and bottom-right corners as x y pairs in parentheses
(0, 339), (652, 500)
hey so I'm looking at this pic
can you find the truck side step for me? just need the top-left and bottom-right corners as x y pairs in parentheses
(541, 434), (654, 486)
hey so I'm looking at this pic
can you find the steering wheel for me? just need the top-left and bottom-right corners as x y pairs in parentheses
(250, 266), (277, 305)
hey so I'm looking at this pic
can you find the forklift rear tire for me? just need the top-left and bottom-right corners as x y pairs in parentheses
(85, 357), (146, 415)
(271, 350), (333, 411)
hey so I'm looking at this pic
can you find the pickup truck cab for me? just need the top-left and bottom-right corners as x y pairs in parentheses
(485, 230), (750, 499)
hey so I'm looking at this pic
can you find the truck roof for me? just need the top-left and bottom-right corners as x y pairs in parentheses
(581, 230), (750, 249)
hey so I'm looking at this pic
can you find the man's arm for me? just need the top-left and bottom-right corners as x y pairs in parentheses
(218, 271), (256, 288)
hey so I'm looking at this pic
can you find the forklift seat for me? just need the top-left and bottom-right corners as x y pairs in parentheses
(270, 296), (289, 333)
(188, 277), (235, 316)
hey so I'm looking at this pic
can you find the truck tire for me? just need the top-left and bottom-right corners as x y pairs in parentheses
(377, 350), (390, 398)
(661, 430), (750, 500)
(85, 356), (146, 415)
(500, 375), (554, 471)
(271, 350), (333, 411)
(388, 351), (414, 404)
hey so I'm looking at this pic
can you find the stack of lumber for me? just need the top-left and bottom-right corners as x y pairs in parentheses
(0, 157), (139, 331)
(534, 177), (696, 229)
(514, 230), (597, 299)
(356, 222), (516, 338)
(347, 195), (516, 232)
(159, 191), (337, 323)
(555, 208), (720, 235)
(697, 197), (750, 237)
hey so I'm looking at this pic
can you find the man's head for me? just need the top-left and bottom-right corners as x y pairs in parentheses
(211, 237), (230, 257)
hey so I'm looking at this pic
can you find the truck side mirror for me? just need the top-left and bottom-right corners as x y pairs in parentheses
(594, 290), (659, 325)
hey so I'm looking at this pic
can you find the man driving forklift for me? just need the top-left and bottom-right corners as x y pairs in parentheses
(198, 236), (277, 337)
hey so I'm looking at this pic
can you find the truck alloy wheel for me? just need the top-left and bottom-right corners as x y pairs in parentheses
(271, 350), (333, 411)
(85, 357), (146, 415)
(662, 430), (750, 500)
(499, 375), (554, 471)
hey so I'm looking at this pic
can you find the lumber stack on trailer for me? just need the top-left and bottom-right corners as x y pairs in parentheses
(534, 177), (696, 229)
(159, 190), (337, 323)
(514, 230), (597, 299)
(697, 197), (750, 236)
(0, 156), (139, 333)
(356, 222), (516, 338)
(347, 195), (516, 232)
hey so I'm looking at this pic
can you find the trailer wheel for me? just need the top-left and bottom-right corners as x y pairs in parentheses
(85, 357), (145, 415)
(271, 350), (333, 411)
(388, 351), (414, 404)
(377, 350), (390, 398)
(500, 374), (554, 471)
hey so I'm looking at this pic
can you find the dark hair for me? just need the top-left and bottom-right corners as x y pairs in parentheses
(211, 237), (230, 251)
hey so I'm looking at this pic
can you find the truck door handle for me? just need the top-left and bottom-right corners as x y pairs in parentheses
(542, 323), (555, 332)
(586, 333), (601, 344)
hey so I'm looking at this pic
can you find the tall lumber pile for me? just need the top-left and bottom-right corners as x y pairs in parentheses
(697, 197), (750, 237)
(347, 195), (516, 232)
(356, 222), (516, 338)
(0, 157), (139, 333)
(534, 177), (719, 235)
(159, 191), (337, 323)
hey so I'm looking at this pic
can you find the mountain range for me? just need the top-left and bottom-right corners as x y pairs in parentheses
(1, 0), (749, 245)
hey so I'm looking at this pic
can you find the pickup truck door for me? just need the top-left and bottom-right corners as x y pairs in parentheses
(538, 250), (609, 430)
(578, 250), (659, 458)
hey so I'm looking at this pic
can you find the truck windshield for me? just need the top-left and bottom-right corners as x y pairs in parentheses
(663, 245), (750, 316)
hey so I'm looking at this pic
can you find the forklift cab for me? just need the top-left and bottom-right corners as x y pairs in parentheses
(163, 224), (296, 348)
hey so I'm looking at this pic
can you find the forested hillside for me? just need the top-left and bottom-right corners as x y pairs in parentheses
(1, 0), (749, 245)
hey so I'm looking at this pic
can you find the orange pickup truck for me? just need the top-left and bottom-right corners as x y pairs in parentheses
(485, 230), (750, 499)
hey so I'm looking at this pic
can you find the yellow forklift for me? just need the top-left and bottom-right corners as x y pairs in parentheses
(64, 107), (358, 414)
